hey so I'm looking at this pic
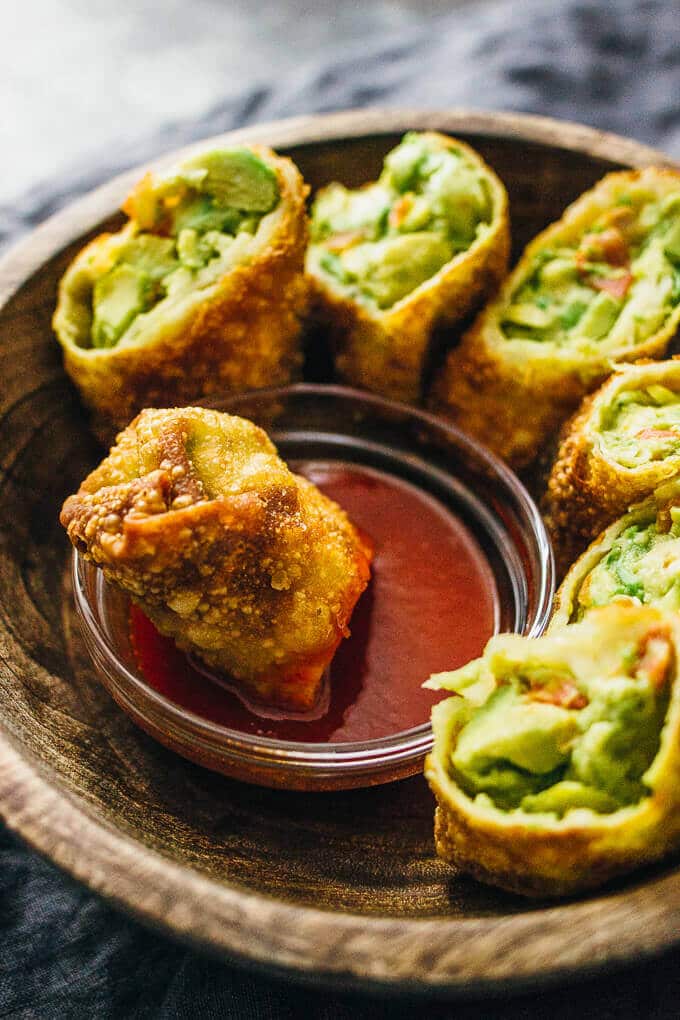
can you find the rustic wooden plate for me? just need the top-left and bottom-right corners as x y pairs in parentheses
(1, 109), (679, 997)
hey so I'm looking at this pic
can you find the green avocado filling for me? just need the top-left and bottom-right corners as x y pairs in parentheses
(307, 132), (494, 310)
(575, 507), (680, 617)
(85, 149), (280, 349)
(431, 621), (671, 817)
(598, 384), (680, 467)
(501, 188), (680, 354)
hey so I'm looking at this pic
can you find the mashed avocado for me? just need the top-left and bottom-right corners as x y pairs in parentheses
(308, 132), (493, 310)
(597, 384), (680, 467)
(575, 504), (680, 616)
(500, 188), (680, 355)
(429, 610), (672, 817)
(86, 149), (280, 349)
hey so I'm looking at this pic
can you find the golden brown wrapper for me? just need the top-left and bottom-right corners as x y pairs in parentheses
(425, 604), (680, 898)
(545, 359), (680, 579)
(60, 407), (372, 713)
(430, 168), (680, 470)
(307, 133), (510, 404)
(54, 146), (309, 443)
(549, 491), (665, 629)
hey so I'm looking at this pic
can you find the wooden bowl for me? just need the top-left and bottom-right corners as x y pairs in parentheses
(1, 109), (679, 996)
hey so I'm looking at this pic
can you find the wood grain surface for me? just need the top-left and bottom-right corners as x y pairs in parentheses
(0, 109), (679, 995)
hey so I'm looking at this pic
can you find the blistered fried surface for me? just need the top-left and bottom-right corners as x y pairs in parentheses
(61, 407), (372, 711)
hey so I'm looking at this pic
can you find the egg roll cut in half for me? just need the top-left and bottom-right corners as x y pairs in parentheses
(425, 604), (680, 897)
(551, 479), (680, 631)
(545, 359), (680, 577)
(306, 131), (509, 403)
(60, 407), (372, 713)
(54, 145), (309, 439)
(431, 168), (680, 469)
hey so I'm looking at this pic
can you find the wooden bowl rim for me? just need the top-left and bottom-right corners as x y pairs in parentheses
(1, 108), (679, 996)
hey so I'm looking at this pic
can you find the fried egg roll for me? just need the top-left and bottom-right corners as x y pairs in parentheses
(61, 407), (372, 713)
(425, 604), (680, 897)
(54, 146), (309, 440)
(545, 359), (680, 576)
(306, 131), (509, 403)
(551, 479), (680, 627)
(431, 168), (680, 469)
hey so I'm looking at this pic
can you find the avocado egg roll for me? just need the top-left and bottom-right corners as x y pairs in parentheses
(431, 168), (680, 469)
(306, 131), (509, 403)
(551, 479), (680, 628)
(61, 407), (372, 713)
(425, 603), (680, 897)
(54, 146), (309, 440)
(545, 359), (680, 576)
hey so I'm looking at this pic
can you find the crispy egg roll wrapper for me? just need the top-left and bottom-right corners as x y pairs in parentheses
(307, 132), (510, 404)
(61, 407), (372, 713)
(430, 168), (680, 469)
(550, 479), (680, 628)
(426, 604), (680, 897)
(545, 359), (680, 577)
(54, 146), (309, 442)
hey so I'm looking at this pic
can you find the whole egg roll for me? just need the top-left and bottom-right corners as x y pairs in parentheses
(306, 131), (510, 403)
(545, 359), (680, 576)
(54, 146), (309, 440)
(431, 168), (680, 469)
(61, 407), (372, 713)
(425, 603), (680, 897)
(551, 479), (680, 628)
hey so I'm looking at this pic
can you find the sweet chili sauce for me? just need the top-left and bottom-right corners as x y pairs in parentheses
(130, 461), (498, 742)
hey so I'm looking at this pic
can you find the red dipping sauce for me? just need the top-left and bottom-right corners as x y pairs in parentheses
(131, 461), (498, 743)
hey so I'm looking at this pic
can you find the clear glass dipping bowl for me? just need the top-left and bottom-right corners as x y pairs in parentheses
(72, 384), (554, 791)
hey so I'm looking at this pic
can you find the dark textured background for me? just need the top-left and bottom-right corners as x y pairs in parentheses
(2, 0), (680, 1014)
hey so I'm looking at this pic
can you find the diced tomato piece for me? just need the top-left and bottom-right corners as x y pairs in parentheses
(325, 231), (364, 253)
(602, 229), (630, 265)
(581, 227), (629, 266)
(528, 680), (588, 710)
(636, 428), (679, 441)
(635, 630), (673, 690)
(591, 272), (634, 299)
(388, 195), (413, 229)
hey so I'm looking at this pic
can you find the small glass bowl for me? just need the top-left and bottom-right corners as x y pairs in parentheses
(71, 384), (554, 791)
